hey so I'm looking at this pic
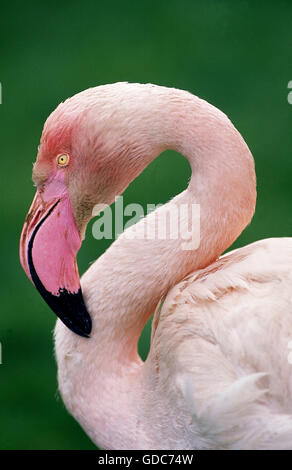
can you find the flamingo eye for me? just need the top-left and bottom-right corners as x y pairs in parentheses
(57, 154), (70, 167)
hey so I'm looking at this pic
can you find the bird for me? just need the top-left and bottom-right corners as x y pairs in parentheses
(19, 82), (292, 450)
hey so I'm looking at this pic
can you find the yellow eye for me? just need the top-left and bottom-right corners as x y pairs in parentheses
(57, 154), (69, 167)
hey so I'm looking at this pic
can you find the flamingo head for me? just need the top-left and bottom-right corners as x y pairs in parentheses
(19, 86), (140, 338)
(19, 100), (95, 337)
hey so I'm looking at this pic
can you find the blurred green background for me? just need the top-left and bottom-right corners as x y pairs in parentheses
(1, 0), (292, 449)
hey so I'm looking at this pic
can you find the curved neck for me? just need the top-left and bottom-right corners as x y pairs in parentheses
(79, 90), (256, 365)
(55, 88), (256, 449)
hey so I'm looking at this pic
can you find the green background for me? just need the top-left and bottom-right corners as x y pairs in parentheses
(1, 0), (292, 449)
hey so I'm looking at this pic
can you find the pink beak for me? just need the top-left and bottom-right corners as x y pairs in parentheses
(20, 178), (91, 338)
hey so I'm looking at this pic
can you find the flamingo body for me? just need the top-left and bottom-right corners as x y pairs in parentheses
(55, 237), (292, 450)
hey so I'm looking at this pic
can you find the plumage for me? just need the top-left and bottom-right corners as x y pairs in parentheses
(20, 83), (292, 449)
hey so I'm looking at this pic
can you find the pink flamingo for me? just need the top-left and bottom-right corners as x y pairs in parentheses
(20, 83), (292, 449)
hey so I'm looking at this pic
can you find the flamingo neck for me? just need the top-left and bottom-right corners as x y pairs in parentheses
(79, 90), (256, 365)
(55, 88), (256, 448)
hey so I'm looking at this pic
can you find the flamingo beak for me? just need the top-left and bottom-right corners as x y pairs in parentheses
(19, 180), (92, 338)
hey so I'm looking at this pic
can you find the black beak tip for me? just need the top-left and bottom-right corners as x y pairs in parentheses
(66, 317), (92, 338)
(52, 289), (92, 339)
(31, 266), (93, 339)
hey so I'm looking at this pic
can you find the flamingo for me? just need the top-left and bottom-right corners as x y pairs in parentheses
(20, 83), (292, 450)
